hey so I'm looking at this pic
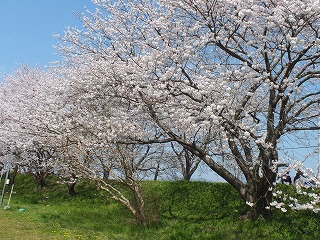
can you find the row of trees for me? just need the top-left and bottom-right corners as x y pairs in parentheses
(0, 66), (204, 223)
(1, 0), (320, 223)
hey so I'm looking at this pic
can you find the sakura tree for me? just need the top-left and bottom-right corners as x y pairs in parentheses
(62, 140), (159, 224)
(56, 0), (320, 218)
(0, 66), (68, 189)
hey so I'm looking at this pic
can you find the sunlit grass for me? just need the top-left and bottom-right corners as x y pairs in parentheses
(0, 174), (319, 239)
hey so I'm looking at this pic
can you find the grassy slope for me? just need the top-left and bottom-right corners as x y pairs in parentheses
(0, 174), (319, 240)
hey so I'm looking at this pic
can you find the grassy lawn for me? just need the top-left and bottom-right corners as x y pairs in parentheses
(0, 209), (51, 240)
(0, 174), (319, 239)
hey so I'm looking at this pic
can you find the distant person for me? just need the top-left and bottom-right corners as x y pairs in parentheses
(294, 169), (303, 183)
(293, 169), (309, 192)
(294, 169), (313, 188)
(280, 172), (292, 184)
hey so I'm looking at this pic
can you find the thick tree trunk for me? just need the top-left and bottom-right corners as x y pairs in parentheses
(182, 173), (192, 181)
(132, 183), (146, 225)
(67, 181), (77, 197)
(33, 172), (47, 191)
(35, 177), (46, 191)
(171, 134), (278, 219)
(241, 174), (275, 219)
(242, 191), (272, 219)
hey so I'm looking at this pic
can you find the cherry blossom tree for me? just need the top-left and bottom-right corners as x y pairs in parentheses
(20, 143), (56, 190)
(55, 0), (320, 218)
(0, 65), (162, 223)
(62, 141), (154, 224)
(0, 66), (67, 189)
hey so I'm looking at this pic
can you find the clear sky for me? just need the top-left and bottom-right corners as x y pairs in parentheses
(0, 0), (96, 78)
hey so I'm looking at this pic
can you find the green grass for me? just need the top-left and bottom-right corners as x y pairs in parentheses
(0, 174), (319, 239)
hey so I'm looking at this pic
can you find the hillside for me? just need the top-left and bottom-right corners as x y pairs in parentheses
(0, 174), (319, 239)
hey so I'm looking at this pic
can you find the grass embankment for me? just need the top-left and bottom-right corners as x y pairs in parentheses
(0, 174), (319, 239)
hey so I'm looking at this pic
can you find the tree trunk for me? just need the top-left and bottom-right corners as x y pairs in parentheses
(98, 178), (146, 225)
(153, 163), (160, 181)
(241, 175), (275, 219)
(182, 167), (192, 180)
(36, 177), (46, 190)
(103, 168), (110, 180)
(33, 173), (47, 191)
(134, 210), (146, 225)
(132, 184), (146, 225)
(67, 181), (77, 196)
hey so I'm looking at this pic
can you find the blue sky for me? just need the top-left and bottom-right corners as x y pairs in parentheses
(0, 0), (96, 78)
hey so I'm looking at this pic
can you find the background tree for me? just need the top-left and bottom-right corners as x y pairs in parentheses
(0, 66), (68, 190)
(169, 142), (202, 181)
(64, 141), (152, 224)
(20, 143), (56, 190)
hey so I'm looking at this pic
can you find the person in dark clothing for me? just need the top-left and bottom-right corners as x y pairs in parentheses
(294, 169), (303, 183)
(281, 172), (292, 184)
